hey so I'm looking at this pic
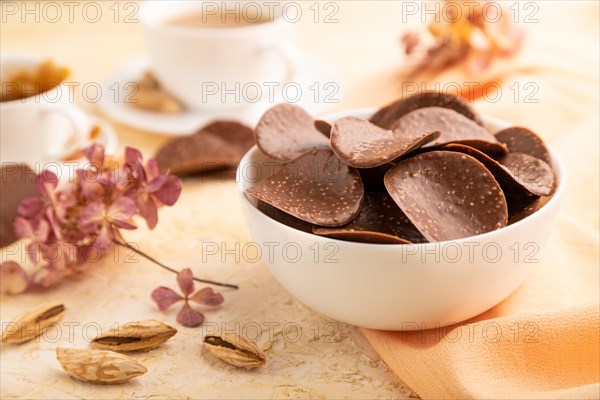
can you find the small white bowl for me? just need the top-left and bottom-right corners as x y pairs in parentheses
(236, 108), (566, 330)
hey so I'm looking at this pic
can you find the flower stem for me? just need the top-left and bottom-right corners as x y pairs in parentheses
(113, 239), (239, 289)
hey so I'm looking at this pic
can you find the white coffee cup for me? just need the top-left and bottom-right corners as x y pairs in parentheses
(0, 54), (93, 165)
(140, 0), (295, 111)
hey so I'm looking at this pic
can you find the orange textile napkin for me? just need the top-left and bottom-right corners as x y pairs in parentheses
(362, 2), (600, 399)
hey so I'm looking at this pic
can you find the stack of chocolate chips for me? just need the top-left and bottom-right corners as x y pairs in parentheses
(246, 92), (556, 244)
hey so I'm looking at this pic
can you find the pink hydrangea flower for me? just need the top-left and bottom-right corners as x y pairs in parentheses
(11, 144), (183, 290)
(151, 268), (224, 327)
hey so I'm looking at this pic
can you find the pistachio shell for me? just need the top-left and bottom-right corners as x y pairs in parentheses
(56, 347), (147, 384)
(1, 303), (65, 344)
(204, 332), (266, 370)
(91, 319), (177, 352)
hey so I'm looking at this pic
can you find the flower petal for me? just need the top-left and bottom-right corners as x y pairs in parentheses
(13, 217), (35, 239)
(78, 202), (105, 234)
(111, 220), (137, 230)
(190, 287), (224, 307)
(107, 197), (137, 223)
(0, 261), (29, 295)
(92, 224), (114, 253)
(53, 188), (76, 219)
(136, 195), (158, 229)
(129, 161), (147, 185)
(145, 159), (160, 179)
(35, 170), (59, 196)
(13, 216), (49, 243)
(35, 219), (50, 242)
(151, 286), (183, 311)
(17, 197), (45, 218)
(152, 175), (182, 206)
(146, 174), (168, 194)
(85, 143), (105, 168)
(122, 150), (146, 188)
(45, 208), (63, 240)
(77, 169), (105, 200)
(177, 303), (204, 327)
(125, 147), (143, 164)
(177, 268), (195, 296)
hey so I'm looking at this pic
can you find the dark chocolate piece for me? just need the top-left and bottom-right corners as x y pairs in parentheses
(370, 91), (483, 129)
(313, 193), (427, 244)
(155, 121), (253, 175)
(246, 148), (364, 227)
(331, 116), (440, 168)
(495, 127), (552, 165)
(506, 194), (541, 225)
(391, 107), (507, 156)
(257, 201), (313, 233)
(443, 144), (556, 196)
(384, 151), (508, 242)
(358, 163), (395, 193)
(254, 104), (329, 161)
(314, 120), (332, 138)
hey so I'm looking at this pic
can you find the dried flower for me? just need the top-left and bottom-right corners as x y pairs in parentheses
(151, 268), (224, 327)
(78, 197), (137, 251)
(401, 0), (525, 76)
(122, 149), (181, 229)
(4, 144), (235, 306)
(9, 144), (182, 290)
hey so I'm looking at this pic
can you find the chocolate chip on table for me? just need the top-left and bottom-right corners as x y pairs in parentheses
(202, 120), (256, 150)
(442, 143), (556, 197)
(254, 104), (329, 161)
(495, 126), (552, 165)
(155, 134), (236, 175)
(155, 120), (253, 176)
(384, 151), (508, 242)
(245, 148), (364, 227)
(313, 193), (427, 244)
(330, 116), (440, 168)
(391, 107), (507, 157)
(370, 91), (484, 130)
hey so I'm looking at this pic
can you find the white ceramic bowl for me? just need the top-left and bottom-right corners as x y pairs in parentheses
(236, 108), (566, 330)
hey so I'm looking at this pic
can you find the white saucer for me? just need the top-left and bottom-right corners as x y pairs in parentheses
(96, 50), (341, 136)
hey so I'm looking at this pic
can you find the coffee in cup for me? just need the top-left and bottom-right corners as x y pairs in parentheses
(140, 1), (294, 110)
(1, 54), (93, 165)
(164, 9), (271, 28)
